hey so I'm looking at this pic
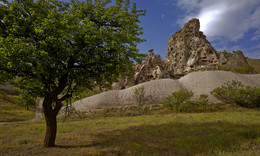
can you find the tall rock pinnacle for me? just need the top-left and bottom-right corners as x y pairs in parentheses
(166, 18), (219, 74)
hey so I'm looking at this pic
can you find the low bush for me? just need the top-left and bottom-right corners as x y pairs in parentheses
(234, 65), (255, 74)
(211, 80), (260, 108)
(162, 89), (193, 112)
(133, 86), (145, 105)
(196, 94), (209, 111)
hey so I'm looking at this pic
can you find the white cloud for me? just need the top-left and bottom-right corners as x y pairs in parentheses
(175, 0), (260, 42)
(161, 14), (166, 19)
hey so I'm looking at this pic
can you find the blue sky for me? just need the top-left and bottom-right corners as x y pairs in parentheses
(2, 0), (259, 59)
(131, 0), (260, 59)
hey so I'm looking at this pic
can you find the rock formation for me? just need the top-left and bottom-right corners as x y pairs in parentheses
(166, 18), (221, 74)
(113, 18), (254, 89)
(226, 50), (250, 69)
(134, 49), (170, 84)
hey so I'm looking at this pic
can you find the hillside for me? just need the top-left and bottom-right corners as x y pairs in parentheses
(247, 58), (260, 74)
(0, 93), (35, 122)
(73, 71), (260, 111)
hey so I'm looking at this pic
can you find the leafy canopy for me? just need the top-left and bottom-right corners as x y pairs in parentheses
(0, 0), (146, 99)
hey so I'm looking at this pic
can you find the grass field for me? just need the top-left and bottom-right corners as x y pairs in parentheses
(0, 93), (35, 122)
(0, 105), (259, 156)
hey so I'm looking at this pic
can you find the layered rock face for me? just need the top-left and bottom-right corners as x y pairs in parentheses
(226, 50), (250, 69)
(112, 49), (170, 90)
(134, 49), (170, 84)
(166, 18), (220, 74)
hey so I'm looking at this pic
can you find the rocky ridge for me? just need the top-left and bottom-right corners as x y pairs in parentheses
(132, 18), (255, 85)
(113, 18), (255, 89)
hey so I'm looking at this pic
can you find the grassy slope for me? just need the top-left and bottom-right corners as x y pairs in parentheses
(0, 107), (259, 156)
(247, 58), (260, 74)
(0, 93), (35, 122)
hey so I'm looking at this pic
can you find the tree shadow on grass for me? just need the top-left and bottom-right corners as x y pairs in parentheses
(55, 142), (102, 149)
(91, 121), (260, 155)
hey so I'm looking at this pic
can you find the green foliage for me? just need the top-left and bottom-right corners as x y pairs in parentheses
(197, 94), (209, 111)
(219, 64), (255, 74)
(128, 82), (134, 87)
(219, 65), (230, 71)
(162, 89), (193, 112)
(133, 86), (145, 105)
(0, 0), (146, 104)
(234, 65), (255, 74)
(211, 81), (260, 108)
(17, 90), (36, 110)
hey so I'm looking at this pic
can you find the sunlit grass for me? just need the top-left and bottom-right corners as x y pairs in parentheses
(0, 106), (259, 155)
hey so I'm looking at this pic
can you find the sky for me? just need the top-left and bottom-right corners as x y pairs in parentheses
(131, 0), (260, 59)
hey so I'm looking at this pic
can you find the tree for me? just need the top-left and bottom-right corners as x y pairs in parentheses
(0, 0), (146, 147)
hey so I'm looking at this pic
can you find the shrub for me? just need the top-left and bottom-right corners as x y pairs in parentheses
(162, 89), (193, 112)
(219, 65), (230, 71)
(128, 82), (134, 87)
(197, 94), (209, 111)
(133, 86), (146, 105)
(234, 65), (254, 74)
(211, 81), (260, 108)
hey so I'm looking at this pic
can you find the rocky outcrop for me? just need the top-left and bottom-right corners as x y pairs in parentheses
(113, 19), (255, 89)
(225, 50), (256, 74)
(166, 18), (220, 74)
(112, 49), (170, 90)
(134, 49), (170, 84)
(226, 50), (250, 69)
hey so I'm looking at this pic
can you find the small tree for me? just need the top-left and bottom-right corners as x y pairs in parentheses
(18, 90), (36, 110)
(0, 0), (146, 147)
(163, 89), (193, 112)
(133, 86), (145, 105)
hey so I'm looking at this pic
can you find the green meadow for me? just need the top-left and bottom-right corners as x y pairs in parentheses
(1, 103), (259, 156)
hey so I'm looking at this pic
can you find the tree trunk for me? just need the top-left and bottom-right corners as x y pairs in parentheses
(43, 97), (58, 147)
(43, 112), (57, 147)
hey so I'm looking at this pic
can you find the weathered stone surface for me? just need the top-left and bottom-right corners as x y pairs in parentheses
(134, 49), (170, 84)
(113, 19), (255, 89)
(226, 50), (256, 74)
(226, 50), (249, 69)
(166, 18), (219, 74)
(218, 52), (228, 65)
